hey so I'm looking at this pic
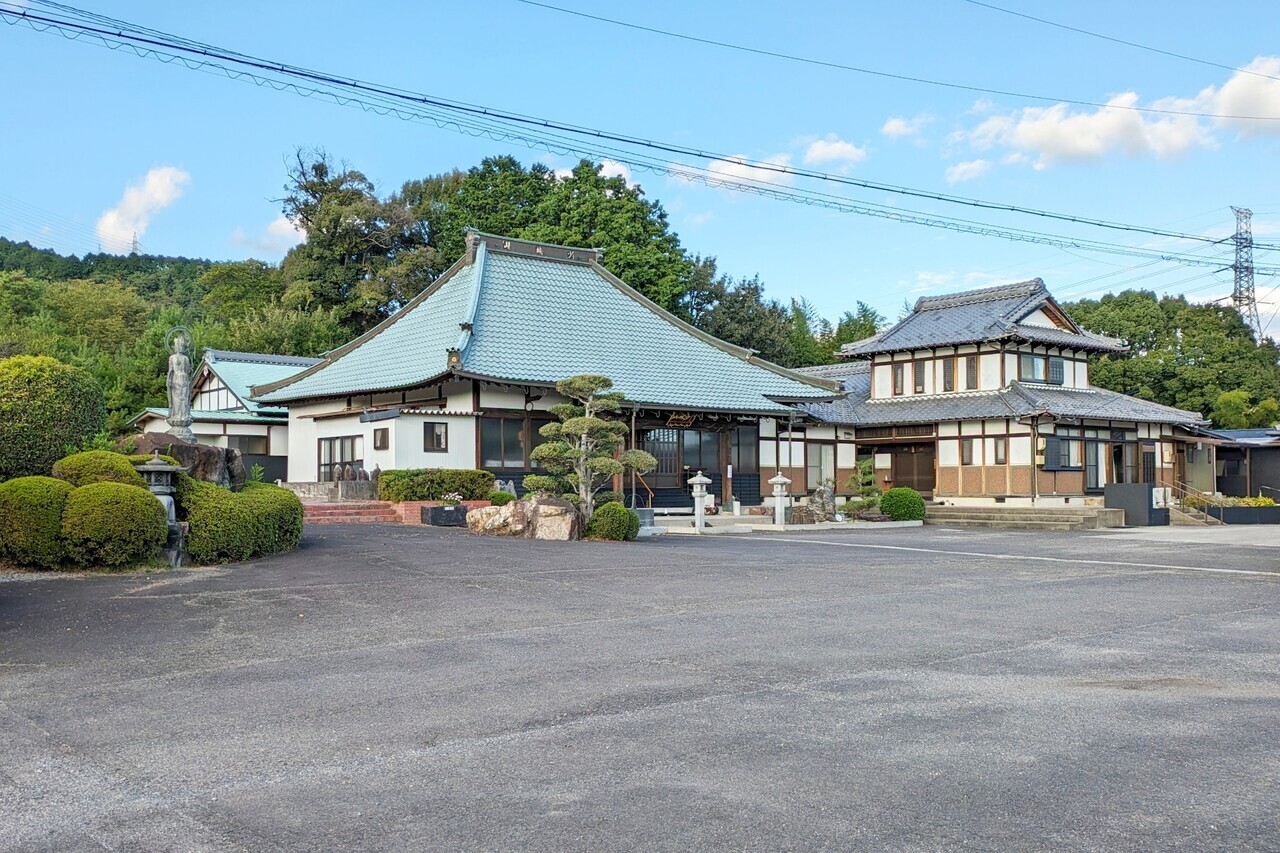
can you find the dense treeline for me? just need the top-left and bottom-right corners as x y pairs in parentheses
(0, 151), (879, 431)
(2, 150), (1276, 431)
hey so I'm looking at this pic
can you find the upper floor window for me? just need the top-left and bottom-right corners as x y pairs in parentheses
(892, 363), (905, 396)
(1020, 354), (1066, 385)
(964, 355), (978, 390)
(913, 362), (926, 394)
(942, 357), (955, 392)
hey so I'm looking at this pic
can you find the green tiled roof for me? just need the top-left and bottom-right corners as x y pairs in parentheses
(130, 407), (288, 426)
(254, 233), (837, 413)
(202, 350), (322, 414)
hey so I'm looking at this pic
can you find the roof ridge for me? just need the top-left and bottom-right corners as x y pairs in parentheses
(204, 348), (322, 366)
(915, 278), (1045, 311)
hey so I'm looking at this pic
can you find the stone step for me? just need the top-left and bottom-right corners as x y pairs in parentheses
(305, 516), (400, 525)
(926, 514), (1085, 527)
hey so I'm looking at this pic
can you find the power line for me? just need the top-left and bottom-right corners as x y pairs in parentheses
(5, 4), (1278, 279)
(511, 0), (1280, 121)
(7, 2), (1279, 267)
(958, 0), (1280, 83)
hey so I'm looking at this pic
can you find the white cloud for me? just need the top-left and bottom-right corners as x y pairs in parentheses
(1202, 56), (1280, 135)
(706, 153), (793, 186)
(231, 214), (306, 257)
(684, 211), (714, 227)
(967, 92), (1214, 168)
(95, 166), (189, 253)
(945, 159), (992, 184)
(802, 134), (868, 165)
(880, 114), (932, 139)
(598, 159), (635, 186)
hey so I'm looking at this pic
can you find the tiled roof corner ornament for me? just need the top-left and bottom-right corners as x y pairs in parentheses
(446, 348), (462, 370)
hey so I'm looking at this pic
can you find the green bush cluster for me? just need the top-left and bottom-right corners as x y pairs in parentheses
(377, 468), (495, 502)
(1184, 493), (1276, 509)
(487, 490), (515, 506)
(0, 476), (75, 568)
(586, 501), (641, 541)
(0, 355), (107, 481)
(879, 487), (926, 521)
(52, 450), (147, 488)
(60, 482), (167, 567)
(178, 477), (302, 564)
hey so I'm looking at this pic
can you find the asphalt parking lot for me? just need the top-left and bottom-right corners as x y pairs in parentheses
(3, 525), (1280, 851)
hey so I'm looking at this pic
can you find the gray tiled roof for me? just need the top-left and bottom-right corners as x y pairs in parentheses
(802, 379), (1206, 428)
(254, 233), (837, 413)
(839, 279), (1125, 356)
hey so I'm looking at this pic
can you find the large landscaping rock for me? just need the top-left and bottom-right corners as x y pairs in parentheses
(466, 495), (579, 540)
(131, 434), (246, 491)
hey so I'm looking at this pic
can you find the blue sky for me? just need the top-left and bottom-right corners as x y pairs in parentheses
(1, 0), (1278, 327)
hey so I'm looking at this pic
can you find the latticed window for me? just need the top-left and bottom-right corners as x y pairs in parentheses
(965, 356), (978, 390)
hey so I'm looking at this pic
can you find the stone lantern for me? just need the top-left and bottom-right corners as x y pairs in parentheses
(134, 450), (185, 523)
(688, 470), (713, 534)
(768, 471), (792, 527)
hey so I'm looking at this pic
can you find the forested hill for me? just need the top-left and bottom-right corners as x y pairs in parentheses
(1, 151), (1277, 431)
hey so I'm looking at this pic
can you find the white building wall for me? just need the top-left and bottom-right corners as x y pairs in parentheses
(873, 363), (892, 398)
(938, 439), (959, 465)
(1009, 435), (1033, 465)
(394, 414), (477, 470)
(980, 353), (1002, 390)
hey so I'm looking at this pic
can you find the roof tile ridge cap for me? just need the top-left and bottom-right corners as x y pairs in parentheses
(916, 278), (1043, 308)
(251, 252), (474, 399)
(454, 239), (488, 359)
(587, 259), (842, 394)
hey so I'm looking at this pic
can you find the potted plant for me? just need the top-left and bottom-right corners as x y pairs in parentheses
(422, 492), (467, 526)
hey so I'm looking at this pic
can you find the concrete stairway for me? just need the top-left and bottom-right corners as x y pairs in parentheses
(303, 501), (400, 525)
(1169, 505), (1221, 526)
(925, 505), (1125, 531)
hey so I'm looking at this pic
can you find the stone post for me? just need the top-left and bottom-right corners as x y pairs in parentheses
(768, 471), (792, 527)
(688, 470), (712, 534)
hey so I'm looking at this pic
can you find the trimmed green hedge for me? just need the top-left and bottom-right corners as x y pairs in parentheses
(880, 487), (926, 521)
(61, 482), (167, 567)
(378, 468), (495, 502)
(586, 501), (641, 541)
(179, 476), (302, 564)
(0, 355), (106, 480)
(52, 450), (146, 488)
(0, 476), (74, 568)
(487, 490), (516, 506)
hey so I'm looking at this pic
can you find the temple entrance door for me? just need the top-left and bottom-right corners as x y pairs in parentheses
(892, 444), (936, 497)
(641, 428), (681, 488)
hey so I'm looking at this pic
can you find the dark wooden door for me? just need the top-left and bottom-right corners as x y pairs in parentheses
(641, 428), (681, 488)
(893, 445), (936, 496)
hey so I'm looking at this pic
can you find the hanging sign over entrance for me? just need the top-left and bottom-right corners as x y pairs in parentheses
(666, 412), (698, 428)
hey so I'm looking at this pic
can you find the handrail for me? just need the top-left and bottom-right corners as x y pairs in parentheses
(632, 471), (655, 508)
(1169, 480), (1226, 525)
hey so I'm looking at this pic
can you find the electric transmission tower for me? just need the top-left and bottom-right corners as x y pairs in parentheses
(1232, 206), (1261, 338)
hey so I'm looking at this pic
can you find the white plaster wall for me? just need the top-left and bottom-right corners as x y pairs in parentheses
(760, 440), (777, 468)
(938, 422), (959, 436)
(268, 425), (289, 454)
(960, 420), (982, 436)
(983, 419), (1005, 433)
(759, 418), (777, 438)
(938, 439), (959, 465)
(836, 443), (858, 467)
(981, 353), (1002, 390)
(1073, 360), (1089, 388)
(394, 415), (476, 470)
(808, 425), (836, 440)
(1009, 435), (1033, 465)
(285, 407), (320, 482)
(1009, 421), (1031, 435)
(1003, 352), (1019, 386)
(873, 364), (892, 398)
(776, 437), (804, 466)
(1020, 307), (1056, 328)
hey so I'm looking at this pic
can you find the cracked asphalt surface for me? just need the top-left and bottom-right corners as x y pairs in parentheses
(3, 524), (1280, 851)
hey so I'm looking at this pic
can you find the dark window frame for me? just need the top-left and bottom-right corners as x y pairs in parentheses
(964, 355), (979, 390)
(913, 361), (926, 394)
(892, 363), (905, 396)
(373, 427), (389, 451)
(942, 357), (955, 392)
(423, 421), (448, 452)
(960, 437), (975, 466)
(993, 436), (1007, 465)
(318, 435), (363, 482)
(1019, 353), (1049, 383)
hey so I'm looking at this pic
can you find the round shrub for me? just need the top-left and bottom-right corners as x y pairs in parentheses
(487, 490), (515, 506)
(0, 355), (107, 480)
(879, 487), (926, 521)
(0, 476), (74, 568)
(586, 501), (641, 541)
(178, 477), (302, 564)
(61, 482), (167, 567)
(239, 482), (304, 557)
(52, 450), (146, 488)
(178, 477), (254, 564)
